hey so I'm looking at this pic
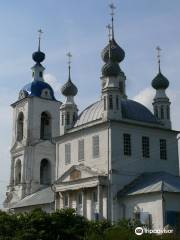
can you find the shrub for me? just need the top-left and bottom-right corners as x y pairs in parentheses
(0, 209), (180, 240)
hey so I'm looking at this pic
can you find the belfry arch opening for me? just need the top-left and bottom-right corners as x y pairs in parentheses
(40, 112), (51, 140)
(17, 112), (24, 141)
(15, 159), (21, 185)
(40, 159), (51, 185)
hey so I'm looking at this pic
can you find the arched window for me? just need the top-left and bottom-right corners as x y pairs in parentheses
(40, 159), (51, 185)
(161, 106), (164, 119)
(39, 71), (43, 78)
(15, 159), (21, 185)
(119, 81), (124, 94)
(66, 112), (70, 125)
(116, 95), (119, 110)
(104, 96), (106, 111)
(40, 112), (51, 140)
(167, 106), (170, 120)
(17, 112), (24, 141)
(109, 95), (113, 110)
(155, 106), (158, 118)
(61, 114), (64, 126)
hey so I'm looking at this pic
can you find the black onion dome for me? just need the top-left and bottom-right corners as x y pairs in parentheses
(152, 72), (169, 90)
(101, 38), (125, 63)
(102, 60), (121, 77)
(32, 50), (45, 63)
(61, 79), (78, 96)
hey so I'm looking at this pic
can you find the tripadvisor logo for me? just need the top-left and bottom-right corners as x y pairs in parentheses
(135, 227), (174, 235)
(135, 227), (144, 236)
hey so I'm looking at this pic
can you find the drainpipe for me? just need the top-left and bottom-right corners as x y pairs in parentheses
(51, 183), (56, 211)
(161, 182), (165, 228)
(107, 120), (111, 221)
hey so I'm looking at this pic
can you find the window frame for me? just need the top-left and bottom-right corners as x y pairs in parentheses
(161, 106), (164, 119)
(40, 112), (51, 140)
(65, 143), (71, 165)
(166, 106), (170, 120)
(92, 135), (100, 158)
(160, 139), (167, 160)
(109, 95), (113, 110)
(123, 133), (131, 156)
(78, 139), (85, 161)
(17, 112), (24, 142)
(64, 193), (69, 208)
(61, 113), (64, 126)
(116, 95), (119, 110)
(66, 112), (70, 125)
(104, 96), (107, 111)
(142, 136), (150, 158)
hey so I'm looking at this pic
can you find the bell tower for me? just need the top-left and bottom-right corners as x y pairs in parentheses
(101, 3), (127, 121)
(4, 30), (61, 209)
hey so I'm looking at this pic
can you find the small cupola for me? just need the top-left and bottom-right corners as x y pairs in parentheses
(31, 29), (45, 82)
(60, 53), (78, 135)
(152, 46), (171, 129)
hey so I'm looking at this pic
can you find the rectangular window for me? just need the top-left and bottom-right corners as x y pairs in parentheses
(78, 139), (84, 161)
(65, 143), (71, 164)
(93, 135), (100, 158)
(142, 136), (150, 158)
(123, 134), (131, 156)
(160, 139), (167, 160)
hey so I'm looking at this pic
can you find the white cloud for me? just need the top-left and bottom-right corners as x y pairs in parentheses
(44, 73), (62, 93)
(133, 87), (154, 111)
(133, 87), (180, 131)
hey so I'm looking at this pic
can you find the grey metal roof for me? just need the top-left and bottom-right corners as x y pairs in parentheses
(12, 187), (54, 209)
(74, 99), (159, 127)
(117, 172), (180, 197)
(74, 101), (104, 127)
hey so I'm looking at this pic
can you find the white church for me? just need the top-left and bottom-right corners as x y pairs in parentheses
(4, 4), (180, 231)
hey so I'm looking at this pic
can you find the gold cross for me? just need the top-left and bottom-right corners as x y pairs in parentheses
(156, 46), (161, 62)
(37, 29), (43, 51)
(109, 2), (116, 17)
(106, 24), (112, 41)
(156, 46), (162, 72)
(38, 29), (43, 40)
(67, 52), (72, 66)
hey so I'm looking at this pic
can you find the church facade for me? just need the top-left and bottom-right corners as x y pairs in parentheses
(4, 5), (180, 231)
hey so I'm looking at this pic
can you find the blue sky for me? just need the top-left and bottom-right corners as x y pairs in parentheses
(0, 0), (180, 208)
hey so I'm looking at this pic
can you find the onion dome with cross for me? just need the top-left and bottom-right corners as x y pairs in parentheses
(61, 52), (78, 97)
